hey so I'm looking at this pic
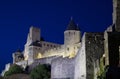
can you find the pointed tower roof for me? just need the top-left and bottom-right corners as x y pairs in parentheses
(29, 41), (42, 47)
(16, 49), (21, 53)
(66, 17), (80, 31)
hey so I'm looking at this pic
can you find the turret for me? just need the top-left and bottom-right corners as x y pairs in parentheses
(64, 18), (81, 57)
(64, 18), (81, 45)
(12, 49), (24, 63)
(24, 26), (41, 61)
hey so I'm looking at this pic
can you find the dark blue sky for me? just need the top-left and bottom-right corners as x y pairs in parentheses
(0, 0), (112, 73)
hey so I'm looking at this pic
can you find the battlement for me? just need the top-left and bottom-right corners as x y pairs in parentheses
(43, 45), (64, 57)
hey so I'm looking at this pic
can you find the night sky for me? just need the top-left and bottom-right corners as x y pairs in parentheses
(0, 0), (112, 73)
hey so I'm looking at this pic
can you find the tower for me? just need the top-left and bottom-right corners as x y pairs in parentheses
(24, 26), (41, 61)
(29, 26), (40, 43)
(113, 0), (120, 32)
(12, 49), (24, 63)
(64, 18), (81, 45)
(64, 18), (81, 57)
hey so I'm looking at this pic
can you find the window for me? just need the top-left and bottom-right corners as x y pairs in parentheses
(69, 32), (70, 35)
(67, 47), (69, 51)
(74, 32), (75, 35)
(43, 43), (46, 46)
(51, 45), (52, 47)
(74, 47), (75, 49)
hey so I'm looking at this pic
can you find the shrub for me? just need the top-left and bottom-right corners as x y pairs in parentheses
(30, 64), (51, 79)
(4, 64), (23, 77)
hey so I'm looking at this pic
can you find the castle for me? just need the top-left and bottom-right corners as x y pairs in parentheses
(1, 0), (120, 79)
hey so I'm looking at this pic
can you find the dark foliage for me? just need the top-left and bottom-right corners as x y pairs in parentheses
(4, 64), (24, 77)
(30, 64), (51, 79)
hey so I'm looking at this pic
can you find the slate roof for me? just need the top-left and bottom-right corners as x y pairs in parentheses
(29, 41), (42, 47)
(66, 18), (80, 31)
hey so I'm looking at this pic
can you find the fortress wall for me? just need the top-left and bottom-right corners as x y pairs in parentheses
(43, 43), (80, 58)
(51, 57), (75, 79)
(40, 41), (61, 52)
(74, 32), (104, 79)
(43, 45), (65, 57)
(74, 33), (86, 79)
(29, 56), (59, 71)
(85, 33), (104, 79)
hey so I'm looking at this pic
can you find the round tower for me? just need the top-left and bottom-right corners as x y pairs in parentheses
(64, 18), (81, 57)
(64, 18), (81, 45)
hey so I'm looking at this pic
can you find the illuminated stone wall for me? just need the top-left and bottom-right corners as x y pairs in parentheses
(23, 26), (61, 62)
(42, 43), (80, 58)
(74, 33), (86, 79)
(29, 56), (58, 71)
(64, 30), (81, 45)
(51, 57), (75, 79)
(24, 26), (41, 61)
(22, 26), (80, 65)
(12, 26), (81, 78)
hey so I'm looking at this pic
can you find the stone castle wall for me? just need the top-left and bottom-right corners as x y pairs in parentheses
(51, 57), (75, 79)
(42, 44), (64, 58)
(74, 32), (104, 79)
(28, 56), (59, 71)
(74, 33), (86, 79)
(85, 33), (104, 79)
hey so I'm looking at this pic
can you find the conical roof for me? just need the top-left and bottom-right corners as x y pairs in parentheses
(16, 49), (21, 52)
(66, 18), (80, 31)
